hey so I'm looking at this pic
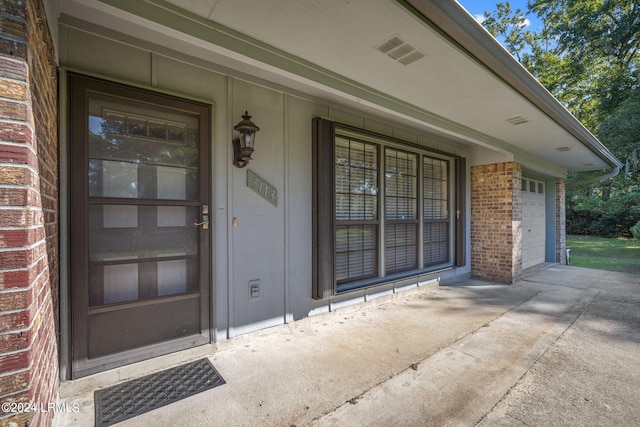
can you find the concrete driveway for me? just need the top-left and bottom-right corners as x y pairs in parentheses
(57, 265), (640, 426)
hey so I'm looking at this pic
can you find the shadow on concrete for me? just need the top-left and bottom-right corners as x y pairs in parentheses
(434, 265), (640, 346)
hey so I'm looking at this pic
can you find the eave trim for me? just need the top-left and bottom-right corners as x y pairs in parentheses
(399, 0), (623, 170)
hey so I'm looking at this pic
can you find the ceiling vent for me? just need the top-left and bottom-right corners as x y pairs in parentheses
(556, 146), (572, 152)
(375, 35), (425, 65)
(506, 116), (529, 125)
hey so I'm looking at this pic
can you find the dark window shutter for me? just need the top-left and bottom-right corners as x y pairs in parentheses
(312, 117), (336, 299)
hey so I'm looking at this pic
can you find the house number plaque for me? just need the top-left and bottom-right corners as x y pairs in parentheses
(247, 169), (277, 207)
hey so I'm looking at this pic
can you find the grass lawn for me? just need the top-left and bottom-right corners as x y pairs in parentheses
(566, 235), (640, 274)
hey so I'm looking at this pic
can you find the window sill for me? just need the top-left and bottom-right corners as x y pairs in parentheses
(336, 264), (454, 294)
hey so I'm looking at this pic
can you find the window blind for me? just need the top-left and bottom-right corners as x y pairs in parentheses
(423, 156), (449, 265)
(334, 137), (379, 283)
(313, 117), (462, 297)
(385, 148), (418, 273)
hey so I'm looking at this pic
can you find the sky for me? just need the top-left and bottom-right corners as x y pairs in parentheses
(456, 0), (543, 32)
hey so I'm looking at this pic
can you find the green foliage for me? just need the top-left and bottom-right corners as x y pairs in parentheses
(631, 222), (640, 240)
(567, 191), (640, 237)
(481, 2), (538, 63)
(566, 235), (640, 274)
(528, 0), (640, 121)
(598, 88), (640, 182)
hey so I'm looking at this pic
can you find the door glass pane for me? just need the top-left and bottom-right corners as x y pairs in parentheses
(88, 204), (199, 306)
(157, 260), (188, 296)
(88, 93), (199, 200)
(88, 205), (198, 261)
(87, 92), (201, 307)
(102, 264), (139, 304)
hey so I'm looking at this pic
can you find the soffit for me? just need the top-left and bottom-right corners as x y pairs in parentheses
(59, 0), (616, 172)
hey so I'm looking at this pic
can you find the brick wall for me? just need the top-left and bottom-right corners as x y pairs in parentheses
(470, 162), (522, 284)
(0, 0), (59, 426)
(555, 178), (566, 264)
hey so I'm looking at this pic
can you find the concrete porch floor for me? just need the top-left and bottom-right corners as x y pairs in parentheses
(56, 265), (640, 426)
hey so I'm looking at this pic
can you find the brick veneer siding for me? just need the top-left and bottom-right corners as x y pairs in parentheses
(0, 0), (59, 426)
(555, 178), (566, 264)
(470, 162), (522, 284)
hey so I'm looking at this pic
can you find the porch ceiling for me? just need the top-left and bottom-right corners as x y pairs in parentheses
(57, 0), (621, 173)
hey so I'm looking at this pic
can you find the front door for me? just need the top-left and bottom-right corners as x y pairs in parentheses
(69, 74), (211, 378)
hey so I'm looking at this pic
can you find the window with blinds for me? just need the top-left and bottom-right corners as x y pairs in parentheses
(335, 137), (379, 283)
(312, 117), (463, 299)
(423, 156), (450, 266)
(385, 148), (418, 273)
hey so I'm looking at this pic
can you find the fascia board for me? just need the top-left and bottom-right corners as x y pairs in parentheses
(400, 0), (622, 169)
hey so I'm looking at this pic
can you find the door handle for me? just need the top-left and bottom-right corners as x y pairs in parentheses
(193, 214), (209, 229)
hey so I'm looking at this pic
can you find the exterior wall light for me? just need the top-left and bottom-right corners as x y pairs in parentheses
(233, 111), (260, 168)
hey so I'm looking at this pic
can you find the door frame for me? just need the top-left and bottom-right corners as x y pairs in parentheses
(67, 73), (213, 378)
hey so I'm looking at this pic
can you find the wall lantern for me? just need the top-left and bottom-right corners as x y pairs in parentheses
(232, 111), (260, 168)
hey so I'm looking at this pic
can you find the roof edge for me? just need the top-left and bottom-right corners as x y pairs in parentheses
(399, 0), (622, 169)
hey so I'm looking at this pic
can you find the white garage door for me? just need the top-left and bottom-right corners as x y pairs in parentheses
(522, 179), (546, 270)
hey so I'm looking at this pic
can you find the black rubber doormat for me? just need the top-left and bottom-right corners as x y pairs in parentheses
(95, 358), (225, 426)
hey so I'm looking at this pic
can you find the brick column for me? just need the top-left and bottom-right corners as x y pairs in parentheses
(470, 162), (522, 284)
(0, 0), (59, 426)
(555, 178), (566, 264)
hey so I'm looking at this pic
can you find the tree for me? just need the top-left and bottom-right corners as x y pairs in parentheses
(528, 0), (640, 122)
(480, 2), (601, 126)
(483, 1), (640, 126)
(481, 2), (537, 63)
(598, 88), (640, 182)
(479, 0), (640, 236)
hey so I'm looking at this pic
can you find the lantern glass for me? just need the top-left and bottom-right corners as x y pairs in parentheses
(232, 111), (260, 168)
(241, 131), (255, 149)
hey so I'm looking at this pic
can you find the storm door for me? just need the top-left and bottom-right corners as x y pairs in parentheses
(69, 74), (211, 378)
